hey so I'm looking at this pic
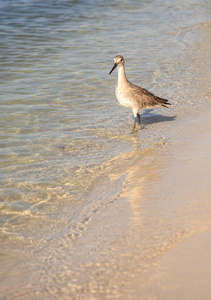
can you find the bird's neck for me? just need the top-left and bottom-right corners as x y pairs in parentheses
(117, 65), (128, 87)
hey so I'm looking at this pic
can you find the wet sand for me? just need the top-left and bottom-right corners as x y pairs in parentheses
(157, 229), (211, 300)
(71, 105), (211, 299)
(133, 108), (211, 300)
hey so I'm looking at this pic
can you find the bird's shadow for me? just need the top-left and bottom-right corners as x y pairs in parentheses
(140, 109), (176, 125)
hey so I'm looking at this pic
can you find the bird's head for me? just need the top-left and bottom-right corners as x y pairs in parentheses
(109, 55), (125, 74)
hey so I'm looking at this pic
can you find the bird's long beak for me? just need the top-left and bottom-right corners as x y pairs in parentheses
(109, 63), (117, 74)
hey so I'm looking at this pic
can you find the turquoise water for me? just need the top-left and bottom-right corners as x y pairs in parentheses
(0, 0), (211, 299)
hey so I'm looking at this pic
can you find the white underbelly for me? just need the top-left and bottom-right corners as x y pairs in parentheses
(115, 89), (133, 109)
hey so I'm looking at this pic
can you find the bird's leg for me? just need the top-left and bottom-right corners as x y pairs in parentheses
(137, 113), (141, 124)
(132, 117), (136, 134)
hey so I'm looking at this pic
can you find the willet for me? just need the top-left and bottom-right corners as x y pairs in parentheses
(109, 55), (171, 133)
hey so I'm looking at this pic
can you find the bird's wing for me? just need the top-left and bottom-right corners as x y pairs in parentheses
(128, 82), (170, 107)
(127, 83), (158, 106)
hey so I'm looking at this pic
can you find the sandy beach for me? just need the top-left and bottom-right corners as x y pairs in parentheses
(70, 106), (211, 299)
(157, 228), (211, 300)
(152, 109), (211, 300)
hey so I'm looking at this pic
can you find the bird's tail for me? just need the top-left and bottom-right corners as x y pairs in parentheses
(155, 96), (171, 108)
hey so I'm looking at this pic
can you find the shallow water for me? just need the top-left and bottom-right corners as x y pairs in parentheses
(0, 0), (211, 299)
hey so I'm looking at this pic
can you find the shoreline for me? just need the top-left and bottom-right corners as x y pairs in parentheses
(76, 104), (211, 299)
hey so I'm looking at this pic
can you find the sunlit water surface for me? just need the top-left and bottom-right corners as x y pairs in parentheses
(0, 0), (211, 299)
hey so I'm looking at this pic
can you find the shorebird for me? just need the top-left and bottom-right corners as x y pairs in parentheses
(109, 55), (171, 133)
